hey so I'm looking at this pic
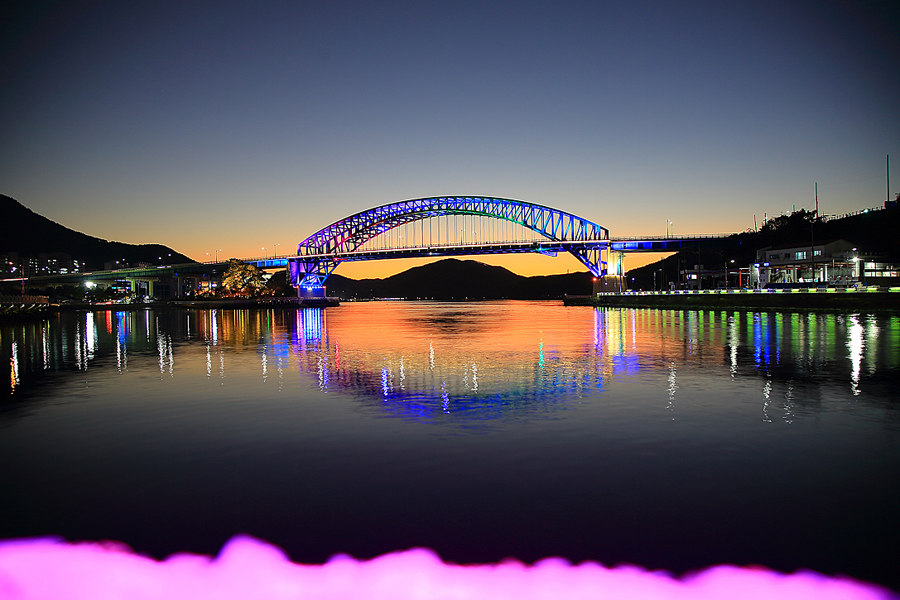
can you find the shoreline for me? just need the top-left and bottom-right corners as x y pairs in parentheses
(5, 291), (900, 322)
(565, 288), (900, 312)
(0, 297), (340, 322)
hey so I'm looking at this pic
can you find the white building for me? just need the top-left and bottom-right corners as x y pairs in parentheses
(754, 239), (899, 287)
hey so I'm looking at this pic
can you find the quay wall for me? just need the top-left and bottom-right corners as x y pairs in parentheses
(565, 288), (900, 311)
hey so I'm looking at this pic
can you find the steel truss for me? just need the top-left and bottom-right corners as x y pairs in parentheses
(289, 196), (610, 287)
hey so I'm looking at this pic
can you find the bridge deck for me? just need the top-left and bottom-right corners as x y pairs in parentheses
(5, 236), (731, 287)
(609, 236), (726, 252)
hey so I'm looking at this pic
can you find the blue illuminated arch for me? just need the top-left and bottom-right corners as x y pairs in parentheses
(289, 196), (609, 287)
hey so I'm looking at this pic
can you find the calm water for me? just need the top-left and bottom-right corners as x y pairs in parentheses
(1, 302), (899, 589)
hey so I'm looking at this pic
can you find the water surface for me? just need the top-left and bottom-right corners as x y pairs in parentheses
(1, 302), (898, 589)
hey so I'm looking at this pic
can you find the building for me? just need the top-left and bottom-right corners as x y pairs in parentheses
(753, 239), (899, 287)
(1, 252), (83, 278)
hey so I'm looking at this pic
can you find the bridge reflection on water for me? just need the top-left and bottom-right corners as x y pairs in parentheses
(4, 304), (899, 423)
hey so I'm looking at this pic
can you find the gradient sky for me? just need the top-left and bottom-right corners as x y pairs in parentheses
(2, 0), (899, 277)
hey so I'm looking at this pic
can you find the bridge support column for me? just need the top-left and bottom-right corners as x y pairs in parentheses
(173, 275), (198, 298)
(593, 251), (627, 294)
(594, 275), (626, 294)
(127, 277), (156, 299)
(289, 258), (335, 298)
(298, 285), (326, 299)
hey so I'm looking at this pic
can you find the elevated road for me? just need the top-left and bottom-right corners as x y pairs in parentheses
(610, 235), (729, 252)
(6, 234), (731, 288)
(15, 262), (225, 286)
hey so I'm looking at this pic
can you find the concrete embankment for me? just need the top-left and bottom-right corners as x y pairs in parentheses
(0, 295), (52, 321)
(172, 297), (340, 309)
(564, 288), (900, 311)
(1, 297), (340, 321)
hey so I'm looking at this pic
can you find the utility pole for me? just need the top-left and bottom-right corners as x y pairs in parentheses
(810, 182), (817, 282)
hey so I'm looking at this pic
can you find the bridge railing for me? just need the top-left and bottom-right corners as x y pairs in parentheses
(819, 205), (887, 222)
(610, 234), (732, 241)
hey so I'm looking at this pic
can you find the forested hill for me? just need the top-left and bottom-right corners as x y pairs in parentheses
(625, 204), (900, 289)
(1, 195), (193, 269)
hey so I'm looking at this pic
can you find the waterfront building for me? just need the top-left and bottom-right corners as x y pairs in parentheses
(754, 239), (900, 287)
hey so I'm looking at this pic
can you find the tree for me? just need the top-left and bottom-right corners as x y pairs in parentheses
(760, 209), (817, 233)
(264, 269), (293, 296)
(221, 259), (265, 296)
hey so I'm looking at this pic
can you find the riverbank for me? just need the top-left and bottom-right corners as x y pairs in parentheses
(0, 304), (53, 322)
(171, 297), (340, 309)
(53, 297), (342, 310)
(565, 287), (900, 311)
(0, 297), (340, 322)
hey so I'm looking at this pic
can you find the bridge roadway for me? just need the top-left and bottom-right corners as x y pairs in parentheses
(8, 234), (726, 289)
(266, 235), (726, 267)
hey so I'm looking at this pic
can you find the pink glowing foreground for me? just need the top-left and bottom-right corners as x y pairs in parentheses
(0, 536), (894, 600)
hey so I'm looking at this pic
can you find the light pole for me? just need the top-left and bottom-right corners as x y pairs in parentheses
(666, 219), (672, 238)
(261, 247), (267, 260)
(216, 249), (222, 262)
(274, 243), (280, 259)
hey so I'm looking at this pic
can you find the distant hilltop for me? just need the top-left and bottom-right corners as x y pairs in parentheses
(0, 195), (193, 274)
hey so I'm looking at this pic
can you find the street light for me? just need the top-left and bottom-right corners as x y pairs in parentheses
(274, 243), (281, 259)
(666, 219), (673, 238)
(261, 247), (266, 259)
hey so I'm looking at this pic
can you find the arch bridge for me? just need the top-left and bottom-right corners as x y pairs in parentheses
(289, 196), (611, 290)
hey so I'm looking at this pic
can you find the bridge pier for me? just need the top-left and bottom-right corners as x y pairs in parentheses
(594, 250), (627, 293)
(126, 277), (156, 299)
(298, 285), (326, 299)
(594, 275), (626, 293)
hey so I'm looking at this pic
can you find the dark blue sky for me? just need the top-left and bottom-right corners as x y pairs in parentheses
(2, 0), (898, 275)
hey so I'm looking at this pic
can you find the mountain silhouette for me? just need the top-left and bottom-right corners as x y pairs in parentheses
(1, 195), (193, 269)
